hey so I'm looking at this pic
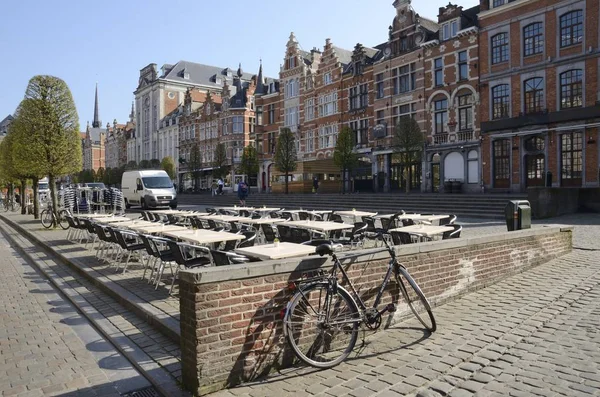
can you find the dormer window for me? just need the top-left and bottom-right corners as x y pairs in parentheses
(323, 72), (332, 85)
(353, 61), (363, 76)
(289, 56), (296, 68)
(441, 19), (459, 41)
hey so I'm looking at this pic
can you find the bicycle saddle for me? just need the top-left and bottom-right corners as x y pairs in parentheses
(315, 244), (333, 256)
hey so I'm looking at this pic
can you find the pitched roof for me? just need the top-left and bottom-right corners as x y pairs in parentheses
(419, 16), (440, 33)
(332, 46), (354, 66)
(161, 60), (255, 88)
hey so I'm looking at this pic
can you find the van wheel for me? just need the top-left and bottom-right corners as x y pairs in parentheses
(125, 199), (131, 209)
(141, 197), (148, 210)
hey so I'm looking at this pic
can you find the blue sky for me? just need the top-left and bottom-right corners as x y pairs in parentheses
(0, 0), (479, 130)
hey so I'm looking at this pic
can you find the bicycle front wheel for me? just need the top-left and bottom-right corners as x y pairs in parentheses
(58, 210), (70, 230)
(395, 266), (436, 332)
(284, 282), (361, 368)
(40, 209), (54, 229)
(11, 200), (20, 212)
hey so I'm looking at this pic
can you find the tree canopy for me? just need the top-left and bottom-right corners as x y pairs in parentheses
(274, 128), (297, 194)
(392, 117), (425, 193)
(188, 143), (202, 189)
(238, 145), (259, 178)
(333, 126), (359, 194)
(213, 143), (228, 179)
(161, 156), (176, 180)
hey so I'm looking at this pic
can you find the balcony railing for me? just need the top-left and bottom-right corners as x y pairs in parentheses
(457, 130), (474, 141)
(433, 134), (448, 145)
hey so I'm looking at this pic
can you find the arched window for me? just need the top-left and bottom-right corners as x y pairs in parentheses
(491, 33), (508, 64)
(491, 84), (510, 119)
(560, 10), (583, 47)
(560, 69), (583, 109)
(523, 23), (543, 56)
(524, 77), (544, 114)
(525, 136), (545, 152)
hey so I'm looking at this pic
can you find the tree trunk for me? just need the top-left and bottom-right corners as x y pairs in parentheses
(32, 177), (39, 219)
(404, 169), (410, 194)
(48, 175), (57, 228)
(285, 172), (289, 194)
(20, 179), (26, 214)
(342, 168), (346, 194)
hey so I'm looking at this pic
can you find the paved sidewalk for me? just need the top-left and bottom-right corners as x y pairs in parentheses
(210, 215), (600, 397)
(0, 230), (150, 397)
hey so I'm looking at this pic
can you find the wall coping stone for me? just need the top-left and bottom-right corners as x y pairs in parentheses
(180, 225), (570, 285)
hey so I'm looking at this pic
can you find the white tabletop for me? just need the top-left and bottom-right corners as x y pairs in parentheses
(151, 209), (187, 215)
(199, 214), (250, 222)
(234, 242), (315, 260)
(93, 216), (133, 224)
(77, 213), (115, 219)
(336, 210), (378, 218)
(238, 218), (288, 225)
(389, 225), (454, 238)
(286, 220), (354, 232)
(162, 229), (245, 244)
(106, 219), (153, 227)
(127, 224), (188, 234)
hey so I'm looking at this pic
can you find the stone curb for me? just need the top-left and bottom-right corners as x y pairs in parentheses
(0, 218), (190, 397)
(0, 214), (181, 344)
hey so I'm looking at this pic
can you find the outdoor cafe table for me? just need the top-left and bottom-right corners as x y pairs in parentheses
(151, 209), (187, 215)
(161, 229), (245, 245)
(234, 242), (316, 261)
(93, 216), (134, 224)
(77, 213), (116, 219)
(198, 214), (251, 223)
(336, 210), (378, 222)
(389, 224), (454, 240)
(125, 223), (187, 234)
(219, 206), (281, 213)
(286, 220), (354, 233)
(106, 219), (155, 228)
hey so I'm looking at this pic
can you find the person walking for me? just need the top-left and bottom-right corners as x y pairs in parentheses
(237, 180), (249, 207)
(217, 178), (224, 195)
(211, 180), (218, 196)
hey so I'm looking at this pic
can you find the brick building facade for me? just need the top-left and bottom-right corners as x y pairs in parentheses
(479, 0), (600, 191)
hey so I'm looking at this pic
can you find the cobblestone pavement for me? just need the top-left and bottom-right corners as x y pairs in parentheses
(0, 230), (150, 397)
(210, 214), (600, 396)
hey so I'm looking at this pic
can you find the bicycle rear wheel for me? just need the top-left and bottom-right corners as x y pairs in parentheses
(58, 210), (70, 230)
(11, 200), (20, 212)
(40, 209), (54, 229)
(395, 266), (436, 332)
(284, 282), (361, 368)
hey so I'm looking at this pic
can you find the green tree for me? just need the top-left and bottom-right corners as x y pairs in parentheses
(274, 128), (297, 194)
(238, 144), (259, 185)
(15, 76), (81, 224)
(96, 167), (105, 183)
(161, 156), (176, 180)
(188, 143), (202, 190)
(125, 160), (138, 170)
(103, 167), (112, 185)
(392, 117), (425, 193)
(139, 159), (151, 169)
(0, 134), (19, 210)
(333, 126), (359, 194)
(150, 158), (161, 169)
(213, 143), (229, 179)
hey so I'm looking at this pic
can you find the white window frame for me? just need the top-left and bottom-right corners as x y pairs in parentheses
(441, 19), (459, 41)
(323, 72), (332, 85)
(305, 98), (315, 121)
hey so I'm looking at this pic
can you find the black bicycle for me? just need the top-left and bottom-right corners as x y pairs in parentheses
(283, 212), (436, 368)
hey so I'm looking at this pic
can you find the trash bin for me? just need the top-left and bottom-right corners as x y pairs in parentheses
(444, 180), (453, 194)
(505, 200), (532, 231)
(545, 171), (552, 187)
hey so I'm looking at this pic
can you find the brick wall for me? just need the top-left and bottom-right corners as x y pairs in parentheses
(179, 226), (572, 395)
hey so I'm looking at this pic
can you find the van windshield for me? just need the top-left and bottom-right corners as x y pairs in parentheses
(39, 183), (49, 190)
(142, 176), (173, 189)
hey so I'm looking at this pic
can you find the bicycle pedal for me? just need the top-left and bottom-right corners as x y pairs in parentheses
(386, 303), (397, 313)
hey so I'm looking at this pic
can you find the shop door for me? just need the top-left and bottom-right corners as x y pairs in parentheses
(525, 154), (545, 187)
(432, 163), (440, 193)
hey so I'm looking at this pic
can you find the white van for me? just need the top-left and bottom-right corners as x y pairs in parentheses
(121, 170), (177, 209)
(39, 177), (50, 201)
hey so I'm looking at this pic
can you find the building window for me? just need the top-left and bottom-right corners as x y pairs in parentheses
(306, 76), (313, 90)
(305, 98), (315, 121)
(560, 10), (583, 47)
(349, 84), (368, 110)
(458, 94), (473, 131)
(349, 119), (369, 145)
(434, 99), (448, 134)
(493, 139), (510, 180)
(319, 124), (337, 148)
(376, 110), (385, 127)
(392, 103), (416, 127)
(434, 58), (443, 87)
(561, 132), (583, 180)
(442, 19), (459, 41)
(267, 132), (275, 154)
(393, 63), (416, 94)
(376, 73), (384, 99)
(491, 84), (510, 119)
(232, 116), (244, 134)
(492, 0), (506, 7)
(458, 51), (468, 81)
(221, 119), (228, 135)
(491, 33), (509, 64)
(306, 130), (315, 153)
(284, 107), (298, 129)
(560, 69), (583, 109)
(268, 104), (275, 124)
(524, 77), (544, 114)
(523, 23), (543, 56)
(318, 92), (338, 117)
(323, 72), (332, 85)
(354, 61), (363, 76)
(288, 56), (296, 69)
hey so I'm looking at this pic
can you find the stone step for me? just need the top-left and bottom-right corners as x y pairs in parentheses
(0, 216), (189, 397)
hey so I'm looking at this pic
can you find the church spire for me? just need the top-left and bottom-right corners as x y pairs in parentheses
(255, 59), (265, 96)
(92, 83), (101, 128)
(129, 101), (135, 122)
